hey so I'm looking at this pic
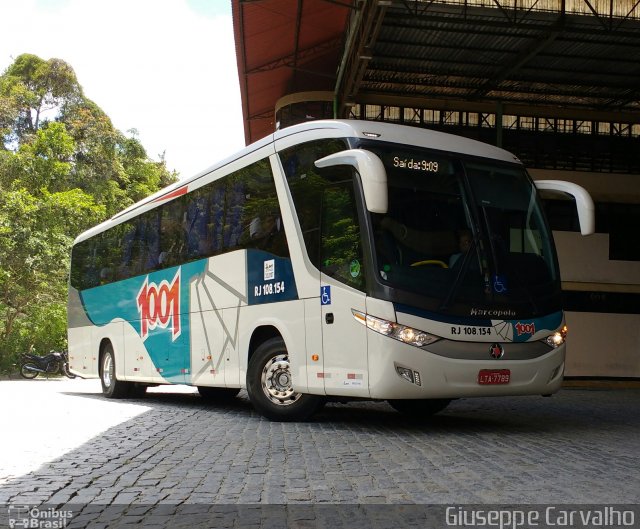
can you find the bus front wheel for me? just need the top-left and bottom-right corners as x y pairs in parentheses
(100, 343), (131, 399)
(247, 337), (324, 421)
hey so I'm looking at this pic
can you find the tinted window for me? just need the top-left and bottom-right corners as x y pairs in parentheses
(362, 141), (561, 314)
(321, 181), (366, 291)
(70, 158), (287, 290)
(279, 139), (350, 268)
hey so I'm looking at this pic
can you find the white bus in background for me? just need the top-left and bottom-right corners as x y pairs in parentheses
(68, 120), (594, 421)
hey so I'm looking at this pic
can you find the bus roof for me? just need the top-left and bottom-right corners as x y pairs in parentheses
(275, 119), (520, 164)
(74, 120), (521, 245)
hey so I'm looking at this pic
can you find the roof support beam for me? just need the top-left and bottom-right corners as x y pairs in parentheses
(365, 79), (636, 106)
(245, 37), (343, 74)
(235, 0), (251, 144)
(367, 64), (638, 88)
(290, 0), (303, 92)
(366, 50), (640, 89)
(354, 92), (640, 123)
(384, 8), (640, 39)
(395, 0), (640, 27)
(374, 37), (640, 66)
(334, 0), (389, 115)
(471, 15), (565, 99)
(322, 0), (357, 8)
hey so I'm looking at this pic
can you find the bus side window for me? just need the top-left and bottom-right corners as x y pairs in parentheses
(279, 138), (350, 268)
(119, 219), (146, 279)
(160, 198), (187, 267)
(320, 181), (365, 291)
(184, 193), (209, 260)
(224, 182), (246, 250)
(71, 239), (99, 290)
(141, 212), (161, 272)
(232, 159), (290, 258)
(209, 185), (225, 253)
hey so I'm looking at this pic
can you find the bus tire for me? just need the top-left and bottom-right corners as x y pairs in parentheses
(129, 383), (148, 398)
(100, 343), (131, 399)
(388, 398), (451, 416)
(197, 386), (240, 400)
(247, 337), (324, 422)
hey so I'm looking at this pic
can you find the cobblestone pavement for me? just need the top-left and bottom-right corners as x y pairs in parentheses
(0, 378), (638, 526)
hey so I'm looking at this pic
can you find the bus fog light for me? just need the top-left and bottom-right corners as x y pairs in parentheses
(548, 364), (563, 383)
(395, 365), (421, 386)
(396, 366), (414, 383)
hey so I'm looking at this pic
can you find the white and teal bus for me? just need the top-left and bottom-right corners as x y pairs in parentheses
(68, 120), (594, 421)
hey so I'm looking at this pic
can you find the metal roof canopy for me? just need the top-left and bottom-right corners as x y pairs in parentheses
(233, 0), (640, 145)
(232, 0), (351, 144)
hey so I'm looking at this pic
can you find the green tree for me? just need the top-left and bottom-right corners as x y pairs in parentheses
(1, 54), (178, 215)
(0, 54), (178, 372)
(114, 130), (178, 209)
(0, 54), (82, 143)
(0, 188), (105, 370)
(1, 121), (75, 192)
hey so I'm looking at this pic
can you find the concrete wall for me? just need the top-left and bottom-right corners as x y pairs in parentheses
(530, 169), (640, 377)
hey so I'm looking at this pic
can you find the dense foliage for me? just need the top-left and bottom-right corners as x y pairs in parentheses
(0, 54), (178, 372)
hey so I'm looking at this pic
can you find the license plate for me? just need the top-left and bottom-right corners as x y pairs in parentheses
(478, 369), (511, 385)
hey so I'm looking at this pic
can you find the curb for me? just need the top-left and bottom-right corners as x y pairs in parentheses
(562, 378), (640, 390)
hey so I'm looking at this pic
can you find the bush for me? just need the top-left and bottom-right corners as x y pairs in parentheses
(0, 302), (67, 374)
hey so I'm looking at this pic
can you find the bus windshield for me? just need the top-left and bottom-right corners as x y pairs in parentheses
(363, 143), (560, 317)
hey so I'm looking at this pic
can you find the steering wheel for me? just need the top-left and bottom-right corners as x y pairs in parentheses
(410, 260), (448, 268)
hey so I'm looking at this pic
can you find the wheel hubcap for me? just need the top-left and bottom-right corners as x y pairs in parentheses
(261, 353), (301, 406)
(102, 354), (113, 388)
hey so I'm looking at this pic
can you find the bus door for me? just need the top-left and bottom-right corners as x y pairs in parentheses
(319, 180), (369, 397)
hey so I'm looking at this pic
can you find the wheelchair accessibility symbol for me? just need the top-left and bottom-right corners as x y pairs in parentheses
(321, 286), (331, 305)
(493, 275), (508, 294)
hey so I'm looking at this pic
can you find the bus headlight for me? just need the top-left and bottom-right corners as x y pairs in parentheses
(545, 325), (568, 348)
(352, 310), (440, 348)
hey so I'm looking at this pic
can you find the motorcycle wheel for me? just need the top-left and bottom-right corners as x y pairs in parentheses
(62, 363), (77, 379)
(20, 363), (39, 379)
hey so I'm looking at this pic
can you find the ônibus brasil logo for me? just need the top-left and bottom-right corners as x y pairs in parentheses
(136, 268), (181, 341)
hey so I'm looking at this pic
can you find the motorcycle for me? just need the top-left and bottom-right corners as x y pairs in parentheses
(19, 349), (76, 379)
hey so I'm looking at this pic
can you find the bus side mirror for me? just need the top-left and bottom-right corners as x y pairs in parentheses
(315, 149), (388, 214)
(535, 179), (595, 236)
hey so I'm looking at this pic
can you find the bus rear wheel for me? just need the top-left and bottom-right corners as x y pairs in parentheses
(388, 398), (451, 416)
(247, 337), (323, 421)
(100, 343), (132, 399)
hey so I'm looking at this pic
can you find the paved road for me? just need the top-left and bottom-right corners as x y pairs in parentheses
(0, 378), (638, 527)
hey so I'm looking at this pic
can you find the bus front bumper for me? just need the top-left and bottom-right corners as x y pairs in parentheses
(367, 332), (566, 400)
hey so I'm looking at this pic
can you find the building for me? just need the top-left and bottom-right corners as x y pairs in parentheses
(232, 0), (640, 378)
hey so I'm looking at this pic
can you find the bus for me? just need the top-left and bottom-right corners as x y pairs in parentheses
(68, 120), (595, 421)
